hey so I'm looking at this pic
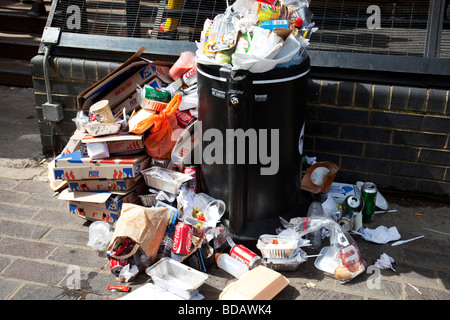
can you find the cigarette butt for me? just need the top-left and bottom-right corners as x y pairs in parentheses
(415, 213), (422, 216)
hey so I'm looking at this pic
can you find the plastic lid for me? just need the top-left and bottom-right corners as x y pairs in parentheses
(215, 253), (222, 263)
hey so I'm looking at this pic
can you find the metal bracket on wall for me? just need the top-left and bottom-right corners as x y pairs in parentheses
(41, 27), (63, 123)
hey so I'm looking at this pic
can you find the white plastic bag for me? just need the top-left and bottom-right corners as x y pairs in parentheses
(87, 221), (114, 251)
(232, 33), (300, 73)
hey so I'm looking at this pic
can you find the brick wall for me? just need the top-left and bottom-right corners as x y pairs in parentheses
(305, 78), (450, 197)
(30, 54), (450, 197)
(31, 54), (121, 155)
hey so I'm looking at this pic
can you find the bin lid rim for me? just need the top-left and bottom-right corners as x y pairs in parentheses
(197, 67), (310, 84)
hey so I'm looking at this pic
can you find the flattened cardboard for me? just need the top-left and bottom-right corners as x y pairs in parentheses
(67, 175), (144, 192)
(328, 182), (360, 204)
(77, 47), (173, 112)
(81, 130), (145, 155)
(61, 129), (85, 155)
(53, 150), (149, 180)
(60, 182), (147, 223)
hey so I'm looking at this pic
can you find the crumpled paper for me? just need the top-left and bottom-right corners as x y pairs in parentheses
(359, 226), (401, 244)
(375, 253), (396, 272)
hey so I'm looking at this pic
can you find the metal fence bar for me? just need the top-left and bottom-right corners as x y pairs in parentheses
(424, 0), (446, 58)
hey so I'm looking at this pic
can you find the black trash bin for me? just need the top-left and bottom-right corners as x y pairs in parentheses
(197, 57), (310, 238)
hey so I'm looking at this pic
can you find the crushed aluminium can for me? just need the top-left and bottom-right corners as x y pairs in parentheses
(230, 244), (261, 270)
(362, 182), (378, 223)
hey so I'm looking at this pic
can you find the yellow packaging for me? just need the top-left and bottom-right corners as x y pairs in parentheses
(257, 2), (280, 22)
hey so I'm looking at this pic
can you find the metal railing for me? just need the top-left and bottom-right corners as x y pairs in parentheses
(40, 0), (450, 86)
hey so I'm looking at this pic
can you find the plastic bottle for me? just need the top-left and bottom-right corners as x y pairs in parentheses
(306, 201), (326, 250)
(215, 253), (249, 279)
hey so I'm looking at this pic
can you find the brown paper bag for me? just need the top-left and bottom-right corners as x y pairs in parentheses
(108, 203), (170, 262)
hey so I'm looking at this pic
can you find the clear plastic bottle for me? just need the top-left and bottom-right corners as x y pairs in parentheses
(306, 201), (326, 250)
(215, 253), (248, 279)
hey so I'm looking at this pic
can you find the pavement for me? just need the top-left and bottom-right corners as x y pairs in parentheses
(0, 84), (449, 303)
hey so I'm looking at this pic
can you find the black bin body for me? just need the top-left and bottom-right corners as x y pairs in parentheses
(197, 58), (310, 238)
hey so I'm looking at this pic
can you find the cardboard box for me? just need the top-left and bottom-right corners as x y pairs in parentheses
(67, 175), (144, 192)
(59, 182), (147, 223)
(77, 47), (173, 112)
(81, 130), (145, 155)
(328, 182), (360, 204)
(61, 129), (85, 155)
(171, 120), (201, 172)
(53, 150), (149, 180)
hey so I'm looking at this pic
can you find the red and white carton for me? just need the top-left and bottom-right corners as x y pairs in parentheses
(172, 222), (193, 255)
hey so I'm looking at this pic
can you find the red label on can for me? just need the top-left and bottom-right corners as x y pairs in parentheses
(175, 110), (194, 128)
(109, 257), (129, 276)
(230, 244), (261, 269)
(172, 222), (193, 255)
(183, 166), (199, 193)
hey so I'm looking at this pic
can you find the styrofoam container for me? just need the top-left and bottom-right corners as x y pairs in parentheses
(146, 258), (208, 299)
(256, 234), (299, 259)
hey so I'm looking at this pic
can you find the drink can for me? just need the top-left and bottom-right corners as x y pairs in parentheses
(183, 165), (200, 193)
(182, 67), (197, 87)
(230, 244), (261, 270)
(343, 195), (363, 212)
(172, 222), (193, 255)
(337, 216), (353, 232)
(362, 182), (377, 223)
(109, 258), (129, 276)
(175, 110), (194, 128)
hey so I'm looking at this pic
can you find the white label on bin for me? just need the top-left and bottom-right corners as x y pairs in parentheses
(255, 94), (267, 102)
(211, 88), (226, 99)
(299, 122), (305, 155)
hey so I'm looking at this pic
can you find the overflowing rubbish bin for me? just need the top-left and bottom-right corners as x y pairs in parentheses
(197, 59), (310, 237)
(45, 0), (386, 300)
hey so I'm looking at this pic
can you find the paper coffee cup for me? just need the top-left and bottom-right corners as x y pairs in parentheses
(90, 100), (115, 123)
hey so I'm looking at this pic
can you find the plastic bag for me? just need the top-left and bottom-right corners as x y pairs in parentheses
(330, 226), (367, 282)
(142, 93), (182, 159)
(232, 32), (300, 73)
(209, 9), (240, 52)
(87, 221), (114, 251)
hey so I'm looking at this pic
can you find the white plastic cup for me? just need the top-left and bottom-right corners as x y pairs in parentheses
(193, 193), (226, 223)
(215, 253), (248, 279)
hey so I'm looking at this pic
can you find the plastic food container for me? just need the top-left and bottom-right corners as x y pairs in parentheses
(146, 258), (208, 299)
(139, 194), (157, 207)
(141, 166), (193, 194)
(262, 249), (307, 272)
(256, 234), (299, 259)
